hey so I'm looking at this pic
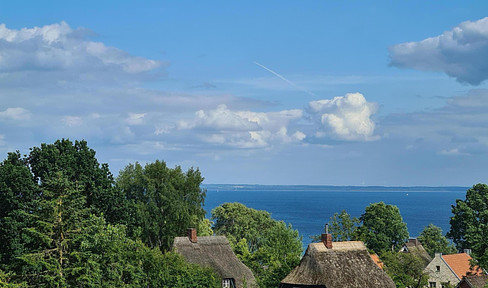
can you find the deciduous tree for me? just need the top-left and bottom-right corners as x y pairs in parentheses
(381, 251), (428, 288)
(418, 224), (456, 258)
(448, 184), (488, 269)
(355, 202), (409, 254)
(212, 202), (302, 288)
(116, 161), (206, 251)
(329, 210), (359, 241)
(27, 139), (126, 224)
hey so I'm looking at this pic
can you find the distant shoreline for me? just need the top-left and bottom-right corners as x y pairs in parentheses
(203, 184), (469, 192)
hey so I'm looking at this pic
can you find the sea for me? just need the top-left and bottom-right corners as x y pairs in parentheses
(203, 184), (468, 248)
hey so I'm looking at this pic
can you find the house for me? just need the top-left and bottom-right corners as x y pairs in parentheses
(456, 275), (488, 288)
(399, 238), (432, 267)
(424, 251), (484, 288)
(172, 228), (257, 288)
(279, 233), (396, 288)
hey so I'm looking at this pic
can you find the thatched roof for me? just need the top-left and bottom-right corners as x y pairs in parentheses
(173, 235), (257, 288)
(400, 239), (432, 267)
(279, 241), (396, 288)
(457, 275), (488, 288)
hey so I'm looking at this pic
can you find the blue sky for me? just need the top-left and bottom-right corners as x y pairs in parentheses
(1, 1), (488, 185)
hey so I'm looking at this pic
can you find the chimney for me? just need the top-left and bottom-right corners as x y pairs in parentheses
(463, 249), (471, 255)
(321, 223), (333, 249)
(409, 238), (419, 246)
(187, 228), (197, 243)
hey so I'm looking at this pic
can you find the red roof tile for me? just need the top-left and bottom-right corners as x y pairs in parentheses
(442, 253), (484, 279)
(370, 253), (384, 269)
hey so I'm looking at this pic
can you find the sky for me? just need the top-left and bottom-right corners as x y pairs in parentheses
(1, 1), (488, 186)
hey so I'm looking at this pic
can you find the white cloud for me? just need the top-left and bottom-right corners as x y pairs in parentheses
(0, 107), (31, 120)
(125, 113), (146, 125)
(389, 17), (488, 85)
(177, 104), (305, 148)
(62, 116), (83, 127)
(0, 22), (162, 74)
(381, 89), (488, 156)
(308, 93), (378, 141)
(438, 148), (464, 156)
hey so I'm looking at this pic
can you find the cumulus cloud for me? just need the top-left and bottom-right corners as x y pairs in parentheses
(177, 104), (305, 148)
(308, 93), (378, 141)
(0, 22), (162, 74)
(0, 107), (31, 120)
(389, 17), (488, 85)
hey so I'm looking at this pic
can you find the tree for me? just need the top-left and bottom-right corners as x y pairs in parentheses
(448, 184), (488, 269)
(212, 202), (302, 288)
(0, 270), (27, 288)
(27, 139), (126, 224)
(355, 202), (409, 254)
(310, 210), (359, 242)
(116, 161), (206, 251)
(381, 251), (429, 288)
(0, 152), (40, 272)
(69, 215), (220, 288)
(329, 210), (360, 241)
(18, 172), (89, 287)
(418, 224), (456, 258)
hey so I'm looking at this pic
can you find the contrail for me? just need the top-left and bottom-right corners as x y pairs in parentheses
(253, 61), (316, 97)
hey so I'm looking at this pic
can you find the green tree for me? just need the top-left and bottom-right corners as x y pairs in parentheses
(144, 251), (220, 288)
(355, 202), (409, 254)
(418, 224), (456, 258)
(0, 269), (27, 288)
(67, 214), (220, 288)
(0, 152), (40, 272)
(116, 161), (206, 251)
(329, 210), (360, 241)
(309, 210), (359, 242)
(212, 202), (302, 288)
(27, 139), (127, 224)
(448, 184), (488, 269)
(197, 218), (214, 236)
(19, 172), (89, 287)
(381, 251), (429, 288)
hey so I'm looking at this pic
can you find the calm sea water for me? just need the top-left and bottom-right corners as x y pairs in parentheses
(203, 185), (468, 248)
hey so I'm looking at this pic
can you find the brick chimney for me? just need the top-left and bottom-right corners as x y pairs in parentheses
(321, 223), (333, 249)
(187, 228), (197, 243)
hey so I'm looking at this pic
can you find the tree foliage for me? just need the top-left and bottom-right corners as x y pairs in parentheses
(116, 161), (207, 251)
(0, 152), (40, 272)
(355, 202), (409, 254)
(381, 251), (428, 288)
(18, 172), (89, 287)
(27, 139), (126, 224)
(448, 184), (488, 269)
(418, 224), (456, 258)
(310, 209), (359, 242)
(329, 210), (360, 241)
(0, 140), (219, 286)
(212, 202), (302, 288)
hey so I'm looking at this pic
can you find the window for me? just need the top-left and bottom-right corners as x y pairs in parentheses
(436, 265), (440, 272)
(222, 278), (235, 288)
(429, 282), (436, 288)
